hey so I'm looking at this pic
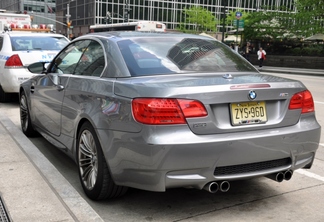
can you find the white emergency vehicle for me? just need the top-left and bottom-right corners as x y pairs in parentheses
(90, 21), (166, 33)
(0, 10), (31, 31)
(0, 11), (69, 102)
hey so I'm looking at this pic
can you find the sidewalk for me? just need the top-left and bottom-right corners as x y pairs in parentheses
(0, 115), (104, 222)
(258, 66), (324, 76)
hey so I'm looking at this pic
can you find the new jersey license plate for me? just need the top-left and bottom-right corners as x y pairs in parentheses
(230, 101), (267, 125)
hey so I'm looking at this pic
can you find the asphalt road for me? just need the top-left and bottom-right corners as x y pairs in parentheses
(1, 72), (323, 222)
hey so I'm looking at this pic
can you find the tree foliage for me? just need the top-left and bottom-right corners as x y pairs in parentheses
(227, 2), (324, 42)
(294, 0), (324, 36)
(179, 6), (217, 33)
(179, 1), (324, 42)
(225, 6), (303, 43)
(243, 8), (291, 40)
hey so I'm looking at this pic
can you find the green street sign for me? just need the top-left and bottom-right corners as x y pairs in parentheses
(233, 20), (244, 28)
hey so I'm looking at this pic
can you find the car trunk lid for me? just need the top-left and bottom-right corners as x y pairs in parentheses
(114, 72), (308, 134)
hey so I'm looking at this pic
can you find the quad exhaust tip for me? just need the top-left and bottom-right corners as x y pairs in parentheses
(203, 170), (293, 194)
(203, 182), (219, 193)
(284, 170), (293, 181)
(266, 170), (293, 182)
(219, 181), (230, 192)
(203, 181), (230, 193)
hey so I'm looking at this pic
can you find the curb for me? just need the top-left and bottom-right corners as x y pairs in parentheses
(258, 66), (324, 76)
(0, 115), (104, 222)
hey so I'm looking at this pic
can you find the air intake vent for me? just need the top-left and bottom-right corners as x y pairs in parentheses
(214, 158), (291, 176)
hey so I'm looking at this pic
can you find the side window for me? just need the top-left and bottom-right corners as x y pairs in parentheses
(50, 40), (91, 74)
(74, 41), (105, 76)
(101, 41), (126, 78)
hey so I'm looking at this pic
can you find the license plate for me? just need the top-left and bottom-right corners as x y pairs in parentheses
(230, 101), (267, 125)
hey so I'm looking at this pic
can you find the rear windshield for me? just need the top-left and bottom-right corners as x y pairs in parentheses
(117, 37), (256, 76)
(11, 36), (69, 51)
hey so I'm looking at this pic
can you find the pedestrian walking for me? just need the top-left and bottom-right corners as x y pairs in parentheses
(257, 47), (266, 69)
(242, 42), (252, 61)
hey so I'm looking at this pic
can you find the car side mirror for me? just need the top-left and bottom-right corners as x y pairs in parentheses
(28, 62), (49, 74)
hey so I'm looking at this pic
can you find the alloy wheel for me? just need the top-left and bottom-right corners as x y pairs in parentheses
(78, 129), (98, 190)
(20, 94), (29, 132)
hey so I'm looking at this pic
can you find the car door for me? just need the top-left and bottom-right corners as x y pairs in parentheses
(32, 40), (91, 136)
(59, 40), (107, 140)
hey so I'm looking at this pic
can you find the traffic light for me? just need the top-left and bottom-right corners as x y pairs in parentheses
(124, 14), (128, 23)
(67, 22), (71, 28)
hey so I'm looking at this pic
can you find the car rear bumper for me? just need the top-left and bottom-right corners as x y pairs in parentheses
(0, 68), (32, 93)
(98, 114), (321, 192)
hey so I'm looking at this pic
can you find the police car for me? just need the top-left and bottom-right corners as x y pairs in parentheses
(0, 29), (69, 102)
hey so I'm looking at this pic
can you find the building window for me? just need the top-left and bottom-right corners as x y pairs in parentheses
(24, 5), (45, 13)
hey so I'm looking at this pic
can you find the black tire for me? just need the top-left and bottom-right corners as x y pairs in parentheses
(77, 122), (128, 200)
(20, 91), (38, 137)
(0, 85), (8, 103)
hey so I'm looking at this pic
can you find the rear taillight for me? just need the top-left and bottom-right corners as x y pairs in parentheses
(132, 98), (208, 125)
(5, 54), (23, 67)
(289, 90), (314, 113)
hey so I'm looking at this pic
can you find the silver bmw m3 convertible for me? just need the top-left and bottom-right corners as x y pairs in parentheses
(19, 31), (321, 200)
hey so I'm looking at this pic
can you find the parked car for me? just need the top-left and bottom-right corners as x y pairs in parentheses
(0, 31), (69, 102)
(19, 31), (321, 200)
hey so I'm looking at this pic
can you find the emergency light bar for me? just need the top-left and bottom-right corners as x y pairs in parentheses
(4, 23), (54, 33)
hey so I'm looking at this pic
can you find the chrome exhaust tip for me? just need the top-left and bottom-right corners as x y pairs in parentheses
(203, 182), (219, 193)
(219, 181), (230, 192)
(284, 170), (293, 181)
(266, 172), (284, 182)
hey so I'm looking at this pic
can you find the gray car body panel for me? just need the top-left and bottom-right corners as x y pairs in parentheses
(20, 31), (321, 192)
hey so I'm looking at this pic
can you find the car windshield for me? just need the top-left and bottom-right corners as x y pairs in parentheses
(11, 36), (69, 51)
(117, 37), (256, 76)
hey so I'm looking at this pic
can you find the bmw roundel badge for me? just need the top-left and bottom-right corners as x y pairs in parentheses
(248, 90), (257, 100)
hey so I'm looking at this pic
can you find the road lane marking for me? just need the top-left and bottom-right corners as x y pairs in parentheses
(295, 143), (324, 182)
(296, 169), (324, 182)
(314, 101), (324, 104)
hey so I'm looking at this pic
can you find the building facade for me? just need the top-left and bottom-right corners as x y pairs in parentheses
(0, 0), (57, 28)
(55, 0), (295, 38)
(0, 0), (20, 12)
(1, 0), (296, 38)
(56, 0), (94, 37)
